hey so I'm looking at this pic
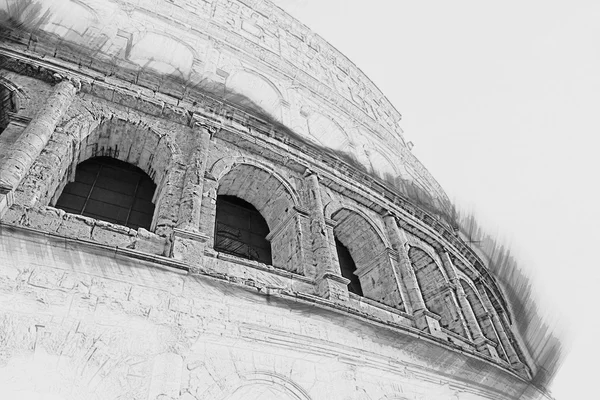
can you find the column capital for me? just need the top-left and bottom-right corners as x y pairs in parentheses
(381, 210), (396, 219)
(52, 73), (82, 92)
(303, 168), (320, 180)
(191, 114), (220, 136)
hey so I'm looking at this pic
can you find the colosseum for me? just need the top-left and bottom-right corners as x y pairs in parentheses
(0, 1), (552, 399)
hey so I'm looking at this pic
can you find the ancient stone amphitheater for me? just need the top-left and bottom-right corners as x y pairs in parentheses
(0, 1), (551, 399)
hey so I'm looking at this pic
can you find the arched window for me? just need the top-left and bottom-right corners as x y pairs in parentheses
(55, 157), (156, 230)
(335, 237), (363, 296)
(460, 279), (509, 361)
(214, 195), (272, 265)
(409, 247), (467, 337)
(329, 207), (404, 310)
(0, 85), (21, 167)
(0, 85), (11, 135)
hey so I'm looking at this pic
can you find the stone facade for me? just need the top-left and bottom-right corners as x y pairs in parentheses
(0, 1), (551, 399)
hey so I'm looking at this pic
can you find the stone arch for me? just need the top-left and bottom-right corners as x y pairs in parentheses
(0, 85), (10, 134)
(0, 76), (29, 166)
(128, 31), (195, 78)
(408, 246), (467, 337)
(225, 70), (284, 121)
(324, 201), (390, 249)
(378, 397), (411, 400)
(327, 204), (404, 310)
(19, 116), (183, 235)
(55, 156), (157, 230)
(459, 278), (508, 361)
(365, 144), (399, 180)
(210, 157), (300, 228)
(217, 163), (295, 230)
(201, 371), (312, 400)
(77, 118), (180, 188)
(37, 0), (99, 40)
(0, 75), (27, 117)
(211, 157), (305, 273)
(222, 372), (312, 400)
(405, 234), (446, 273)
(306, 111), (352, 151)
(77, 118), (181, 233)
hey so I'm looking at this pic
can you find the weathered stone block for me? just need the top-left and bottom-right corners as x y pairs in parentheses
(91, 222), (136, 248)
(56, 213), (94, 240)
(130, 228), (168, 256)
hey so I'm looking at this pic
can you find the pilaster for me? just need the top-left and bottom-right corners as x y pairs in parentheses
(383, 213), (426, 315)
(176, 123), (212, 232)
(476, 278), (526, 369)
(439, 249), (498, 357)
(0, 77), (79, 195)
(304, 169), (340, 299)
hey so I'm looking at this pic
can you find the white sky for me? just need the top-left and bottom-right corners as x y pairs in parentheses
(272, 0), (600, 398)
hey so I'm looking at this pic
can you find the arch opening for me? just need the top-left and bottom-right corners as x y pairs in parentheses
(334, 237), (363, 296)
(214, 194), (272, 265)
(225, 70), (283, 121)
(460, 279), (509, 361)
(409, 247), (467, 337)
(225, 383), (298, 400)
(330, 208), (403, 310)
(55, 156), (156, 230)
(217, 163), (295, 230)
(0, 84), (12, 134)
(214, 162), (303, 272)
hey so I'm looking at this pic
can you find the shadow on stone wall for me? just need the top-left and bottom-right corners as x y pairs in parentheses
(0, 11), (458, 226)
(456, 211), (566, 392)
(1, 17), (565, 393)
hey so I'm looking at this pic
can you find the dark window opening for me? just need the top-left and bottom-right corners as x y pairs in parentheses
(335, 238), (363, 296)
(214, 195), (272, 265)
(0, 86), (12, 134)
(55, 156), (156, 230)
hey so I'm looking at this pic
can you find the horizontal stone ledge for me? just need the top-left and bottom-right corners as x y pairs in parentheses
(0, 222), (189, 273)
(206, 250), (314, 284)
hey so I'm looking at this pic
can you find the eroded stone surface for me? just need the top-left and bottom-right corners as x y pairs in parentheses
(0, 1), (548, 399)
(0, 228), (547, 400)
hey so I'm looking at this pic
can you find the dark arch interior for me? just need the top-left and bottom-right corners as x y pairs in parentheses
(335, 237), (363, 296)
(55, 156), (156, 230)
(214, 195), (272, 265)
(0, 85), (12, 134)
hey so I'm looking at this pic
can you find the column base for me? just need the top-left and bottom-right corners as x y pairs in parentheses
(474, 337), (501, 361)
(0, 190), (14, 219)
(316, 272), (350, 302)
(511, 361), (532, 379)
(414, 309), (446, 339)
(171, 228), (210, 273)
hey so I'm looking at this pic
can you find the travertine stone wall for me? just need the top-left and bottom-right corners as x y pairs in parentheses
(0, 66), (538, 383)
(0, 0), (451, 212)
(0, 227), (549, 400)
(0, 79), (78, 194)
(0, 1), (548, 397)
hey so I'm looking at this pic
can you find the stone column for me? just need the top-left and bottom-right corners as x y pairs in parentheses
(440, 251), (482, 339)
(475, 279), (522, 366)
(0, 78), (79, 194)
(176, 125), (211, 232)
(382, 214), (446, 336)
(481, 312), (510, 361)
(304, 169), (349, 301)
(15, 122), (77, 207)
(171, 123), (215, 269)
(383, 213), (426, 315)
(440, 250), (498, 358)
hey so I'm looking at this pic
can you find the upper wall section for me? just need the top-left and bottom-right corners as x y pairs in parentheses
(0, 0), (451, 212)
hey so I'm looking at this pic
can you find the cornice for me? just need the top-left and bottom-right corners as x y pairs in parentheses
(0, 46), (508, 323)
